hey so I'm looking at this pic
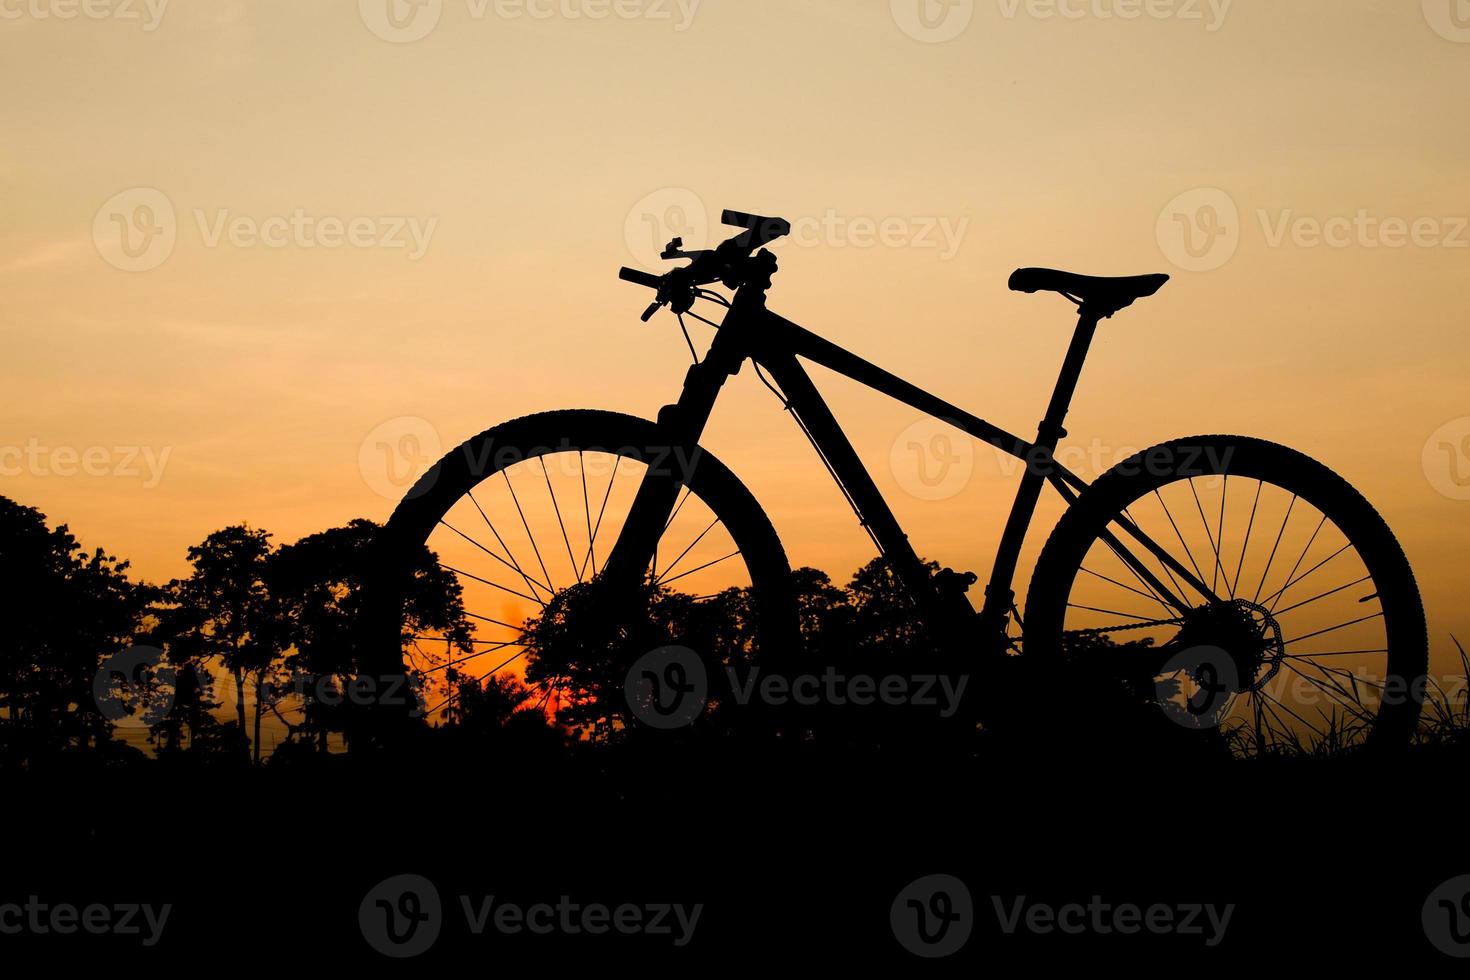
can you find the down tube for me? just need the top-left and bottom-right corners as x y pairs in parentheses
(756, 350), (973, 636)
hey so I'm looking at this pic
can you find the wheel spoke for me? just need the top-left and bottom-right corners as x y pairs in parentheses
(438, 561), (543, 607)
(1283, 611), (1384, 646)
(1265, 514), (1327, 614)
(654, 516), (721, 586)
(466, 610), (526, 632)
(420, 642), (528, 676)
(658, 549), (741, 587)
(1230, 480), (1264, 599)
(1252, 685), (1326, 740)
(1065, 602), (1160, 622)
(440, 518), (551, 596)
(1252, 493), (1296, 604)
(1078, 565), (1171, 607)
(1187, 477), (1228, 598)
(1261, 542), (1352, 612)
(1154, 488), (1210, 601)
(467, 489), (549, 603)
(1271, 574), (1372, 618)
(1278, 659), (1374, 715)
(579, 453), (622, 580)
(1216, 475), (1229, 596)
(503, 468), (556, 594)
(580, 452), (594, 579)
(1124, 504), (1189, 604)
(411, 635), (527, 647)
(539, 456), (582, 585)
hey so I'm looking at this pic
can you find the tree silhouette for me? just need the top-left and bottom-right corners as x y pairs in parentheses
(267, 519), (474, 753)
(149, 658), (235, 761)
(164, 525), (285, 764)
(0, 495), (151, 767)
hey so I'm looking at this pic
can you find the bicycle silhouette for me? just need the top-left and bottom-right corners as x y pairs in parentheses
(366, 208), (1427, 753)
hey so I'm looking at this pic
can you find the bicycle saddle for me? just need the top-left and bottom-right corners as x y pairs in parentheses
(1009, 268), (1170, 317)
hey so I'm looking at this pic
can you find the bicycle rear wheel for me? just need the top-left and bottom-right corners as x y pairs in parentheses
(1025, 436), (1427, 754)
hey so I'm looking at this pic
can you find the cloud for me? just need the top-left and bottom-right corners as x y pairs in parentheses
(0, 238), (91, 274)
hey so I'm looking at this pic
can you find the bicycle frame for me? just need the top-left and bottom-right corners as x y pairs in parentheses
(603, 274), (1218, 657)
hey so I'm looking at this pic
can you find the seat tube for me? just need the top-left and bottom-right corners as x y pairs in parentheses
(980, 307), (1103, 634)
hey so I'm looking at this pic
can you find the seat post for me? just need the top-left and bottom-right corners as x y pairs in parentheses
(1038, 305), (1104, 446)
(978, 307), (1104, 643)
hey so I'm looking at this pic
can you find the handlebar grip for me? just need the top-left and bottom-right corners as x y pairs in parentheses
(721, 209), (791, 248)
(619, 267), (663, 289)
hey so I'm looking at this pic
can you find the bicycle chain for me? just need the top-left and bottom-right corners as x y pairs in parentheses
(1075, 616), (1185, 635)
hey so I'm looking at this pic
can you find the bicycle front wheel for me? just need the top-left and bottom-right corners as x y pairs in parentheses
(369, 409), (796, 740)
(1025, 435), (1427, 754)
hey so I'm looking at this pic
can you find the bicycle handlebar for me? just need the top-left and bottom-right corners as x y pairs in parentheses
(619, 206), (791, 321)
(619, 267), (663, 289)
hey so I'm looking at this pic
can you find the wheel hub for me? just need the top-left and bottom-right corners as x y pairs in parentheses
(1173, 598), (1284, 694)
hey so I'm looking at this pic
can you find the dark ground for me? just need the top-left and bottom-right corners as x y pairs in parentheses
(3, 742), (1465, 970)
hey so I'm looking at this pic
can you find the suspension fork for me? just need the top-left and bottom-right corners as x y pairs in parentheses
(599, 303), (752, 589)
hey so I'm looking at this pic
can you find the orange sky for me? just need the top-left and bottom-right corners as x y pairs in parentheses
(3, 0), (1469, 685)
